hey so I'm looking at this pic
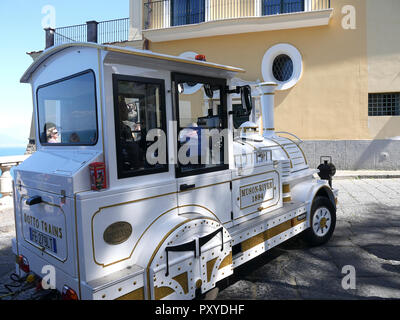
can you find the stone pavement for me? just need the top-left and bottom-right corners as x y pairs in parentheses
(334, 170), (400, 180)
(218, 178), (400, 299)
(1, 178), (400, 300)
(0, 196), (15, 283)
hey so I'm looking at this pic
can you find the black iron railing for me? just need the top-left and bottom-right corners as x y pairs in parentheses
(98, 18), (130, 44)
(54, 23), (87, 45)
(144, 0), (331, 30)
(46, 18), (129, 49)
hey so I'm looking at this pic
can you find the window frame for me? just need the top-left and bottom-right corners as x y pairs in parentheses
(262, 0), (305, 16)
(112, 74), (169, 180)
(368, 92), (400, 117)
(172, 72), (229, 178)
(36, 69), (99, 147)
(170, 0), (206, 27)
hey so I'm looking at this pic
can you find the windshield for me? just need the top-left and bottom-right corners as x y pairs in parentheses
(37, 70), (98, 146)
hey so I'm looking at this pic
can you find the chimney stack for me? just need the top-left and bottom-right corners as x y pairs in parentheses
(257, 82), (278, 138)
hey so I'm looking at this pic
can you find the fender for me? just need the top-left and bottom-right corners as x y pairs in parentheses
(290, 179), (336, 226)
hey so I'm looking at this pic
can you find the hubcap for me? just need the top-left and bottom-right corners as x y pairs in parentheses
(312, 207), (331, 237)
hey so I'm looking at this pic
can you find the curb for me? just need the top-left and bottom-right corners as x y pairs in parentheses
(334, 175), (400, 180)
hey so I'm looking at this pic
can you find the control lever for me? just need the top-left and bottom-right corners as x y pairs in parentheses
(26, 196), (42, 206)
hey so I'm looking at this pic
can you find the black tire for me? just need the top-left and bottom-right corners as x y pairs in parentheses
(302, 196), (336, 246)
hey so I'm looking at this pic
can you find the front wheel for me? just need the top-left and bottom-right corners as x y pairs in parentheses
(302, 196), (336, 246)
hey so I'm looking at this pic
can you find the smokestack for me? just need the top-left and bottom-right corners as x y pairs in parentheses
(257, 82), (277, 138)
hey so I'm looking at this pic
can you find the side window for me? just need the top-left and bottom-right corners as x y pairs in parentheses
(173, 73), (228, 177)
(113, 75), (168, 179)
(37, 70), (98, 146)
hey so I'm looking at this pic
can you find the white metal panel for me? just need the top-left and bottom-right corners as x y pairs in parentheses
(14, 186), (77, 277)
(177, 170), (232, 226)
(76, 182), (178, 283)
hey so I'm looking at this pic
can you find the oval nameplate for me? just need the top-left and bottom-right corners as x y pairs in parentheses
(103, 221), (132, 245)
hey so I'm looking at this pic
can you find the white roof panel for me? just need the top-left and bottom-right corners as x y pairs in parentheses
(21, 42), (245, 83)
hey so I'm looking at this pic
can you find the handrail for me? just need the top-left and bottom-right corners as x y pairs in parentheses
(275, 131), (304, 145)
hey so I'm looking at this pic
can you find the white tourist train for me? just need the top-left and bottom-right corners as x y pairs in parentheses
(13, 42), (338, 300)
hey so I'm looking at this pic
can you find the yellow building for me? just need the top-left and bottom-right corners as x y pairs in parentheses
(30, 0), (400, 169)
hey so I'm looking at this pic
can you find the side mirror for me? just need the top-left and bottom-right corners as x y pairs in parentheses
(240, 85), (253, 116)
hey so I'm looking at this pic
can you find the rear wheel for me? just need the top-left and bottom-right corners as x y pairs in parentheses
(303, 196), (336, 246)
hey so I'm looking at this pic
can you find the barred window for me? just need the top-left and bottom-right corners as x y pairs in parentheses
(368, 93), (400, 116)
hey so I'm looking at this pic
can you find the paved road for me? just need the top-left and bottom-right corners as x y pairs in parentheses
(218, 178), (400, 299)
(1, 178), (399, 299)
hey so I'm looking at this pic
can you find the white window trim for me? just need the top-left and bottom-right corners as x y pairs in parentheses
(261, 43), (303, 91)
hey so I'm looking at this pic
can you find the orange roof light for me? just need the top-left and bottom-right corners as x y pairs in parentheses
(195, 54), (206, 61)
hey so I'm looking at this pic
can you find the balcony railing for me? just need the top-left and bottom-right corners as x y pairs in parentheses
(45, 18), (130, 49)
(98, 18), (130, 44)
(144, 0), (331, 30)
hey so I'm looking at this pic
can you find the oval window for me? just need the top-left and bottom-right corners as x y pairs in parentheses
(272, 54), (294, 82)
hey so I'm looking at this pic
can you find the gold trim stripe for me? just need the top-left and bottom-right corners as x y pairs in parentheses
(241, 233), (264, 252)
(260, 83), (278, 87)
(218, 253), (233, 270)
(173, 272), (189, 294)
(292, 216), (307, 227)
(207, 258), (218, 282)
(154, 286), (175, 300)
(116, 287), (145, 300)
(240, 216), (307, 252)
(283, 197), (292, 203)
(282, 184), (291, 193)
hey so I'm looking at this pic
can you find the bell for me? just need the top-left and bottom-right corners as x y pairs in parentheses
(317, 156), (336, 188)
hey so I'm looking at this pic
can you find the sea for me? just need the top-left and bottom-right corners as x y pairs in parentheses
(0, 146), (26, 157)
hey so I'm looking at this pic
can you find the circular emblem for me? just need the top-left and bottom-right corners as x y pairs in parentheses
(103, 221), (132, 245)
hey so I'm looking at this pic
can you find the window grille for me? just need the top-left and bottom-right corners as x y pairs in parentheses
(368, 93), (400, 116)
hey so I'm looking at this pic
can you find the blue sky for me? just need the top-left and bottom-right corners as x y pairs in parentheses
(0, 0), (129, 147)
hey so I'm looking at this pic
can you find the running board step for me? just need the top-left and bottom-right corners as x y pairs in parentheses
(228, 201), (309, 269)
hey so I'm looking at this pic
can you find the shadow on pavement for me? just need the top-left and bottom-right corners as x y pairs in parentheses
(217, 202), (400, 300)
